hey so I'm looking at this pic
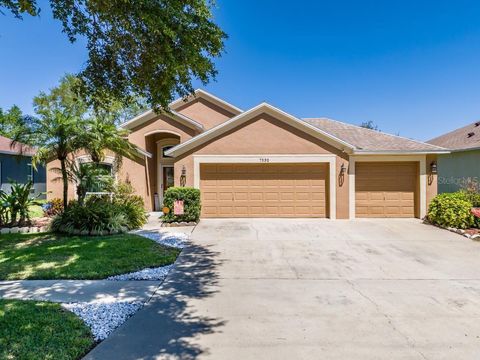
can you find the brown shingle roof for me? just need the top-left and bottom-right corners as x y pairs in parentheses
(303, 118), (446, 152)
(427, 121), (480, 150)
(0, 135), (36, 156)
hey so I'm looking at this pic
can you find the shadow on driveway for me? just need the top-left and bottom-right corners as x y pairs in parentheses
(84, 243), (225, 360)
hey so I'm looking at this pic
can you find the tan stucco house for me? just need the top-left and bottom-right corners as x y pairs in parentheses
(47, 89), (449, 219)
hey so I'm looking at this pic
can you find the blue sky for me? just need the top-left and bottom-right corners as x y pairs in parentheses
(1, 1), (480, 141)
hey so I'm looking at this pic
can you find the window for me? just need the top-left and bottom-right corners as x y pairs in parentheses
(80, 162), (113, 193)
(162, 145), (175, 158)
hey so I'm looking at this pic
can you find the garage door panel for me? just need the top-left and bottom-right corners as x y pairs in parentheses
(200, 163), (328, 218)
(356, 162), (418, 218)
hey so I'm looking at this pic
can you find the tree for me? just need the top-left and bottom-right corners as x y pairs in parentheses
(11, 75), (88, 208)
(1, 0), (227, 110)
(10, 75), (141, 208)
(0, 105), (30, 140)
(360, 120), (380, 131)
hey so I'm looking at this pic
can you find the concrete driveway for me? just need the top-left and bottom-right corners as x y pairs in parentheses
(86, 219), (480, 359)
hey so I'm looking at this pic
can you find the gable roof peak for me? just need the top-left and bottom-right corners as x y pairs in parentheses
(170, 88), (243, 115)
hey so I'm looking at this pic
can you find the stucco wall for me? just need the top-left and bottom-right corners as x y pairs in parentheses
(437, 150), (480, 193)
(175, 98), (237, 130)
(173, 113), (351, 219)
(426, 154), (438, 208)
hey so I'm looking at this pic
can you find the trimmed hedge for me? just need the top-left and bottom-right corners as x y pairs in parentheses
(162, 187), (201, 223)
(428, 192), (475, 229)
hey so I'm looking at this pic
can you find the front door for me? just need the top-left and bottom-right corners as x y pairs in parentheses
(162, 166), (174, 194)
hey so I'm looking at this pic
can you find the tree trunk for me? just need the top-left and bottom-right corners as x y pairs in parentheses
(60, 158), (69, 208)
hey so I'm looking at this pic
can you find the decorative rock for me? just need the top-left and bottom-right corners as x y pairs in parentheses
(9, 227), (19, 234)
(28, 227), (38, 233)
(107, 264), (173, 281)
(162, 221), (197, 227)
(471, 234), (480, 241)
(0, 228), (10, 234)
(135, 231), (189, 249)
(63, 302), (143, 341)
(19, 227), (30, 233)
(456, 229), (466, 235)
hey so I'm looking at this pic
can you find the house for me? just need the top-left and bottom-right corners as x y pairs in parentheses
(0, 135), (46, 198)
(428, 121), (480, 193)
(47, 90), (448, 219)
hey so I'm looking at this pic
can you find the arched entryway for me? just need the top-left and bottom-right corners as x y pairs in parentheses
(144, 131), (180, 210)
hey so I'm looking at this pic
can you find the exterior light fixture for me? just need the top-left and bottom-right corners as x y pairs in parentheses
(430, 161), (438, 174)
(180, 165), (187, 187)
(340, 163), (346, 175)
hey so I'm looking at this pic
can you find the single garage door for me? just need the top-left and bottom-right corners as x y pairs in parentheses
(200, 163), (328, 218)
(355, 162), (418, 218)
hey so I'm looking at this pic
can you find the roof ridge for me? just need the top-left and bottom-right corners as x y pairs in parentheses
(303, 117), (447, 150)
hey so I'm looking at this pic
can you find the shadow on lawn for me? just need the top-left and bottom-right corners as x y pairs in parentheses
(84, 242), (225, 360)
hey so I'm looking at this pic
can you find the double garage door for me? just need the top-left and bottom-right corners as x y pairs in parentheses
(199, 161), (419, 218)
(200, 163), (328, 218)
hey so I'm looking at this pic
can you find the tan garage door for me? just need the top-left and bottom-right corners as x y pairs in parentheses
(200, 163), (328, 218)
(356, 162), (418, 218)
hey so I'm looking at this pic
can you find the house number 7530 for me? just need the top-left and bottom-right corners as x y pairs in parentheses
(259, 158), (270, 163)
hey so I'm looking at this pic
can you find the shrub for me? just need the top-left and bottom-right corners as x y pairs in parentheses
(115, 196), (148, 230)
(111, 181), (148, 230)
(0, 181), (42, 227)
(51, 200), (129, 236)
(43, 198), (64, 217)
(428, 192), (475, 229)
(162, 187), (201, 223)
(461, 190), (480, 208)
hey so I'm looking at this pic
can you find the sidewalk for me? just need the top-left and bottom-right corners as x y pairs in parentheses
(0, 279), (161, 304)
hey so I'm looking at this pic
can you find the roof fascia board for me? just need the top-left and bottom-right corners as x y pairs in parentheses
(165, 103), (355, 157)
(135, 146), (153, 158)
(0, 150), (34, 156)
(121, 109), (203, 132)
(353, 150), (450, 155)
(169, 89), (243, 115)
(448, 146), (480, 153)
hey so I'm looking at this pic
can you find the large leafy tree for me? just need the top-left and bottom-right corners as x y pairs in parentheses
(1, 0), (227, 110)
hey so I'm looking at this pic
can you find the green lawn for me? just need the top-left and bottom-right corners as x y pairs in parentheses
(0, 233), (180, 280)
(0, 299), (94, 360)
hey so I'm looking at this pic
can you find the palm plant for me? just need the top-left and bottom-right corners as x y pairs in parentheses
(0, 181), (42, 227)
(80, 117), (138, 170)
(9, 75), (140, 209)
(8, 181), (42, 226)
(11, 75), (87, 208)
(0, 189), (10, 226)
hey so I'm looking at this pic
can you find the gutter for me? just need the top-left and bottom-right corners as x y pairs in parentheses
(352, 150), (451, 155)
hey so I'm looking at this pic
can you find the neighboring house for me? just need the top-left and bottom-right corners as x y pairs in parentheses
(47, 89), (448, 219)
(428, 121), (480, 193)
(0, 135), (46, 198)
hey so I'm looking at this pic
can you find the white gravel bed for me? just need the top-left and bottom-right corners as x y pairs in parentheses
(136, 231), (189, 249)
(107, 264), (174, 281)
(63, 301), (143, 341)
